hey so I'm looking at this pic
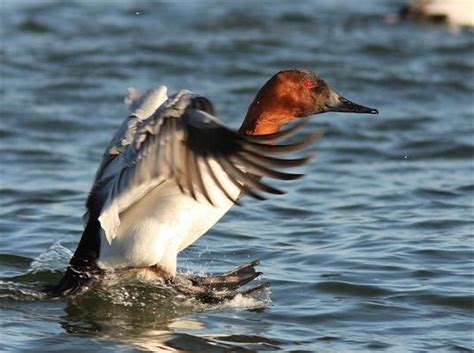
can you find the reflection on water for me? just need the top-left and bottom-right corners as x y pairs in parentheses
(1, 249), (272, 352)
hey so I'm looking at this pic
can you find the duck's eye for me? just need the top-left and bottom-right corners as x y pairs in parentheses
(303, 80), (315, 89)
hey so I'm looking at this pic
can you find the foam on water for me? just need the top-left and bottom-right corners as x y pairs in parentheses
(29, 241), (72, 273)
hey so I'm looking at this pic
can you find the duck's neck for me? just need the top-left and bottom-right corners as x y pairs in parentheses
(239, 99), (293, 136)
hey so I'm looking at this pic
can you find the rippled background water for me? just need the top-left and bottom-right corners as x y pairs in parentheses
(1, 1), (473, 352)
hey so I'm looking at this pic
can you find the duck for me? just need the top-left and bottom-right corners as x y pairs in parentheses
(399, 0), (474, 27)
(49, 69), (378, 301)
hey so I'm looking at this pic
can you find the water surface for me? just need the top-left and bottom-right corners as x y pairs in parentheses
(1, 1), (473, 352)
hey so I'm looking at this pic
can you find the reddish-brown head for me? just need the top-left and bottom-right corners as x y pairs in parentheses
(239, 69), (378, 136)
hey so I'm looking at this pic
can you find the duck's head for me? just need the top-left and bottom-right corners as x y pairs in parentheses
(240, 69), (378, 135)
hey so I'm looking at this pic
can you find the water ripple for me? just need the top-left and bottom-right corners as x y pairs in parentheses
(1, 0), (473, 352)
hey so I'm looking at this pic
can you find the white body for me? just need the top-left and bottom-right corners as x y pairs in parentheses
(427, 0), (474, 27)
(98, 164), (238, 275)
(412, 0), (474, 26)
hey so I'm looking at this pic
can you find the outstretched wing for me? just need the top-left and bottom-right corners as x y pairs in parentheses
(96, 90), (320, 244)
(94, 86), (169, 181)
(82, 86), (169, 225)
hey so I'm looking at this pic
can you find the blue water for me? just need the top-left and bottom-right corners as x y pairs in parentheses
(1, 1), (473, 352)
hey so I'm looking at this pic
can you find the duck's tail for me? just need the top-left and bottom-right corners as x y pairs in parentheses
(47, 217), (102, 299)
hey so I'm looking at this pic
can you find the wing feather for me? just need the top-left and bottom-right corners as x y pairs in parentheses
(202, 156), (240, 205)
(192, 154), (214, 205)
(95, 91), (320, 242)
(217, 154), (266, 201)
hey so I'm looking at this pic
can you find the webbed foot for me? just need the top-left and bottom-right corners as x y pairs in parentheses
(167, 260), (269, 303)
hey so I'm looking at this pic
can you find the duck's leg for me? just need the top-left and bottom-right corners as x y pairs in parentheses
(185, 260), (262, 291)
(167, 260), (269, 303)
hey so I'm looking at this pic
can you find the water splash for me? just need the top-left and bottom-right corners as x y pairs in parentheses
(219, 286), (272, 310)
(29, 241), (72, 274)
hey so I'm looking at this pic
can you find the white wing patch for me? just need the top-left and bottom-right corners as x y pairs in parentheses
(83, 86), (169, 229)
(108, 86), (169, 155)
